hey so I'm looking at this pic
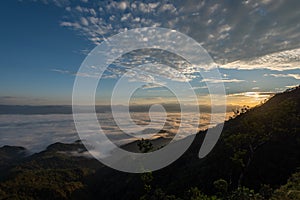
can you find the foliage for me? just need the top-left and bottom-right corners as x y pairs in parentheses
(137, 138), (154, 153)
(141, 172), (154, 194)
(271, 172), (300, 200)
(0, 169), (86, 199)
(259, 184), (273, 199)
(140, 188), (181, 200)
(231, 105), (250, 119)
(228, 186), (263, 200)
(185, 187), (218, 200)
(213, 179), (228, 197)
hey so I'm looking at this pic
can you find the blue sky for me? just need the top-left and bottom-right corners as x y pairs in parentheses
(0, 0), (299, 106)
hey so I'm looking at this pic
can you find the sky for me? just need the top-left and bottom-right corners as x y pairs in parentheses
(0, 0), (299, 107)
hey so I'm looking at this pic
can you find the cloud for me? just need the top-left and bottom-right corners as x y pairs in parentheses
(191, 86), (208, 90)
(80, 17), (89, 26)
(32, 0), (300, 63)
(34, 0), (300, 92)
(265, 73), (300, 80)
(220, 48), (300, 71)
(0, 111), (220, 153)
(65, 47), (206, 84)
(0, 96), (16, 100)
(0, 114), (79, 152)
(55, 1), (180, 45)
(34, 0), (70, 7)
(285, 84), (299, 88)
(34, 0), (300, 66)
(51, 68), (100, 78)
(226, 91), (275, 107)
(141, 83), (165, 89)
(228, 91), (275, 97)
(51, 69), (71, 74)
(202, 78), (245, 83)
(0, 96), (50, 105)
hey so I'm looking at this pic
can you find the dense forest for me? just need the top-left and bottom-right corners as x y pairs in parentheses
(0, 86), (299, 200)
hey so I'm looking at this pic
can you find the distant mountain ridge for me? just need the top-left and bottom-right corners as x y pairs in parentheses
(0, 104), (242, 114)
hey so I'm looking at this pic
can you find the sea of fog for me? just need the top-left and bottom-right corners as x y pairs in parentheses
(0, 112), (226, 153)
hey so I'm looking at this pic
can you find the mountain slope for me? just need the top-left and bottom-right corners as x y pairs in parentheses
(84, 86), (300, 199)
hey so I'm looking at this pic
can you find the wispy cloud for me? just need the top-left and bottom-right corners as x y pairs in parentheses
(32, 0), (70, 7)
(264, 73), (300, 80)
(202, 78), (245, 84)
(141, 83), (165, 89)
(51, 69), (72, 74)
(51, 68), (100, 78)
(285, 84), (300, 88)
(220, 48), (300, 71)
(0, 96), (51, 105)
(228, 91), (275, 97)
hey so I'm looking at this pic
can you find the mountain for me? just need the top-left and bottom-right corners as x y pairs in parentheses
(0, 104), (240, 115)
(0, 86), (299, 199)
(0, 146), (28, 173)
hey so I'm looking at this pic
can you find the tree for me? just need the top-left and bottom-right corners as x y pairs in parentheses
(213, 179), (228, 198)
(138, 138), (153, 153)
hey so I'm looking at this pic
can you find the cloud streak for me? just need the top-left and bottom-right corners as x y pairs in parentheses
(51, 68), (100, 78)
(202, 78), (245, 84)
(265, 73), (300, 80)
(220, 48), (300, 71)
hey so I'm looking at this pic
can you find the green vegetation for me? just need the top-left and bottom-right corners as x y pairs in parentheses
(138, 138), (154, 153)
(0, 169), (85, 199)
(272, 172), (300, 200)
